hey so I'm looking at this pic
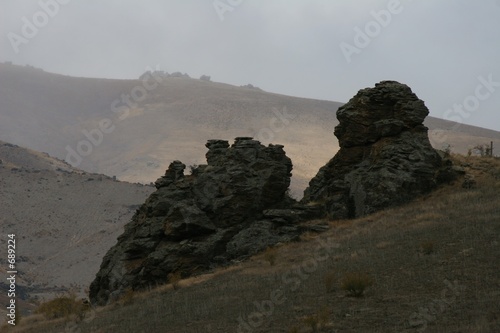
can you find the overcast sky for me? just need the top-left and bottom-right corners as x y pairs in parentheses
(1, 0), (499, 130)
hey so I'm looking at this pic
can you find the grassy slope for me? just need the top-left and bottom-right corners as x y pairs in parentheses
(10, 155), (500, 333)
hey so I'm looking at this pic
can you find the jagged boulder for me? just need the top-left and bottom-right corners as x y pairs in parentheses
(302, 81), (455, 219)
(89, 137), (302, 305)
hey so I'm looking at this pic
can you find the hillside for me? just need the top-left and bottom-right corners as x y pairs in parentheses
(1, 63), (499, 197)
(0, 141), (154, 324)
(8, 155), (500, 333)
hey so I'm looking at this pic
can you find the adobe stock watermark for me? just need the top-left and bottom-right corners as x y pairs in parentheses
(213, 0), (244, 21)
(340, 0), (412, 63)
(7, 0), (72, 54)
(433, 74), (499, 145)
(408, 279), (465, 332)
(254, 107), (296, 143)
(236, 237), (340, 332)
(65, 65), (164, 167)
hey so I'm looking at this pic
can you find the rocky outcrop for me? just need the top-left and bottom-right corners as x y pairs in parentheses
(89, 81), (458, 305)
(302, 81), (456, 219)
(89, 137), (309, 305)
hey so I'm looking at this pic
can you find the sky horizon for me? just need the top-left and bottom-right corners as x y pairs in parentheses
(1, 1), (499, 131)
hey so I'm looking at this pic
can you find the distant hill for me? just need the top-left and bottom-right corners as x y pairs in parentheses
(0, 140), (153, 316)
(1, 63), (499, 197)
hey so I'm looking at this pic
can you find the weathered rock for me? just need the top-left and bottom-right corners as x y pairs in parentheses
(89, 138), (298, 305)
(154, 160), (186, 189)
(302, 81), (456, 219)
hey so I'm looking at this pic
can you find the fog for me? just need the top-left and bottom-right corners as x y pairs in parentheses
(1, 0), (499, 130)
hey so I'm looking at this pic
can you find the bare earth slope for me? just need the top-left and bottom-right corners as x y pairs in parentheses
(0, 141), (153, 311)
(1, 63), (499, 198)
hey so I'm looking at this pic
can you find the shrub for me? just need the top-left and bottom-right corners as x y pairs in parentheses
(341, 272), (374, 297)
(168, 271), (182, 290)
(317, 307), (330, 328)
(302, 314), (319, 332)
(420, 241), (434, 255)
(323, 271), (336, 293)
(36, 293), (89, 320)
(120, 288), (135, 305)
(263, 247), (277, 266)
(301, 307), (329, 332)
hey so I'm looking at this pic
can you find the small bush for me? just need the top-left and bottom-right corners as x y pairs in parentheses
(493, 170), (500, 180)
(420, 241), (434, 255)
(263, 247), (277, 266)
(302, 315), (319, 332)
(36, 294), (89, 320)
(323, 271), (336, 293)
(301, 307), (329, 332)
(168, 271), (182, 290)
(341, 272), (374, 297)
(120, 288), (135, 305)
(317, 307), (330, 328)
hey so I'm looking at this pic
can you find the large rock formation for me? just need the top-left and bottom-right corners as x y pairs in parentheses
(302, 81), (455, 219)
(89, 137), (310, 305)
(89, 81), (457, 305)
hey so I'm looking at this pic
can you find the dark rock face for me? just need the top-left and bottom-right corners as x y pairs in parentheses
(89, 138), (301, 305)
(302, 81), (455, 219)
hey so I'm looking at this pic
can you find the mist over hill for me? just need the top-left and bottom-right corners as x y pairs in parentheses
(1, 63), (499, 197)
(1, 63), (499, 331)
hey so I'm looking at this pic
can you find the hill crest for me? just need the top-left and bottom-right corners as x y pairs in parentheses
(1, 62), (499, 198)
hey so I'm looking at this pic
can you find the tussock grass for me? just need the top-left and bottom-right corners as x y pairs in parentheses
(119, 288), (135, 305)
(263, 246), (278, 266)
(35, 294), (89, 320)
(340, 272), (374, 297)
(13, 156), (500, 332)
(167, 271), (182, 290)
(323, 271), (336, 293)
(420, 240), (435, 255)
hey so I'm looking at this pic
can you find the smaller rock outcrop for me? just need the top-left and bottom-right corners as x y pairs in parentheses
(90, 138), (304, 305)
(302, 81), (456, 219)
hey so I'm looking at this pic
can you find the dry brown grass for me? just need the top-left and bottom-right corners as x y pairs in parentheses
(11, 156), (500, 332)
(323, 271), (336, 293)
(340, 272), (374, 297)
(419, 240), (435, 255)
(263, 247), (278, 266)
(167, 271), (183, 290)
(35, 294), (89, 320)
(119, 288), (135, 305)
